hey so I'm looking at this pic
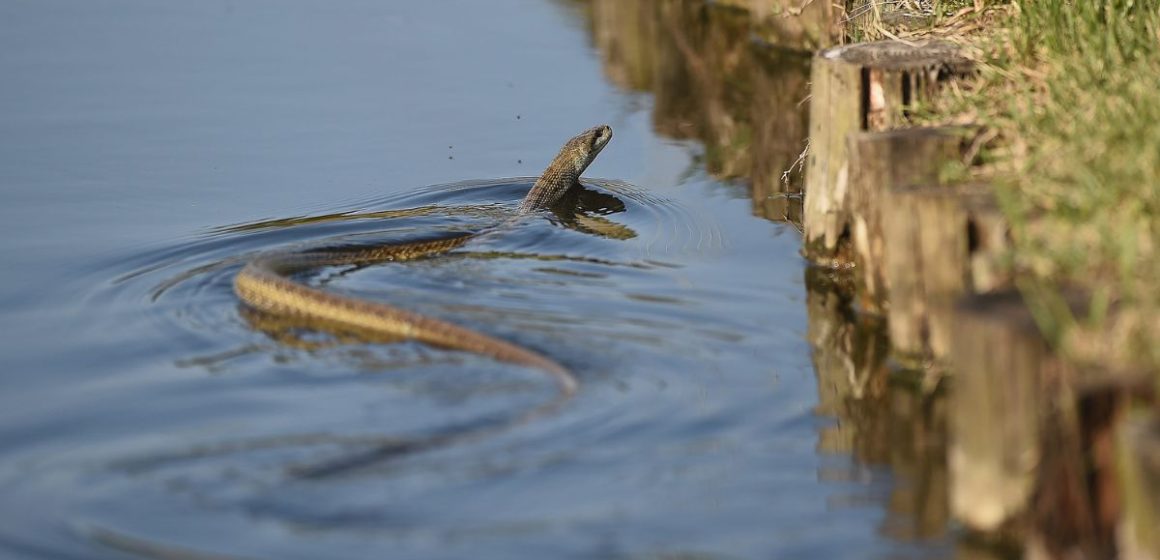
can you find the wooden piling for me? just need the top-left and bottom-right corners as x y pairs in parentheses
(1116, 412), (1160, 559)
(947, 289), (1154, 554)
(882, 182), (1008, 362)
(791, 23), (1160, 560)
(947, 291), (1063, 533)
(845, 126), (976, 315)
(803, 40), (973, 266)
(1028, 385), (1133, 559)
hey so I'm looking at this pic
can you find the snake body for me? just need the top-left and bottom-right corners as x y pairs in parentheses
(234, 125), (612, 412)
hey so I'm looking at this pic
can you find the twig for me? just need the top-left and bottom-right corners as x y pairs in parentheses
(781, 139), (811, 187)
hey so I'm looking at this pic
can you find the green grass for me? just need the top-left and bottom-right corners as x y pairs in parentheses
(843, 1), (1159, 372)
(958, 1), (1160, 370)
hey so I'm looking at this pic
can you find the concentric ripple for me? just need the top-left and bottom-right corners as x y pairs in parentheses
(91, 178), (725, 481)
(0, 174), (816, 559)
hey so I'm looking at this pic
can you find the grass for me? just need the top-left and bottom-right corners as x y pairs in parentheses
(913, 0), (1160, 372)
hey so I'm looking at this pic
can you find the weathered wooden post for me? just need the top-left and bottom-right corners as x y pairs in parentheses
(845, 126), (976, 315)
(947, 290), (1153, 557)
(882, 182), (1008, 362)
(947, 291), (1063, 533)
(803, 40), (973, 266)
(1117, 413), (1160, 559)
(944, 279), (1160, 557)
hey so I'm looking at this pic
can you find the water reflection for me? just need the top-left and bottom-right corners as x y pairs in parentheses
(806, 268), (952, 542)
(580, 0), (954, 549)
(715, 0), (843, 49)
(581, 0), (811, 224)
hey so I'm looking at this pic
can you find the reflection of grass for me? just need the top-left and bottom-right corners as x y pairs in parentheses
(917, 1), (1160, 370)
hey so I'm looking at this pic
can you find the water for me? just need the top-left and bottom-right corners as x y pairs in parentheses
(0, 1), (955, 558)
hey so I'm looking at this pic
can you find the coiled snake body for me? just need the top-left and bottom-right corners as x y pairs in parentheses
(233, 126), (611, 472)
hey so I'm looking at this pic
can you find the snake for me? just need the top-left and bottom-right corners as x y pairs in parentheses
(232, 125), (612, 475)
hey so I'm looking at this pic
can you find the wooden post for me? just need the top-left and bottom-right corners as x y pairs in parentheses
(967, 196), (1010, 294)
(950, 287), (1156, 554)
(846, 127), (975, 315)
(882, 182), (1008, 362)
(1027, 385), (1123, 559)
(803, 45), (861, 266)
(1116, 412), (1160, 559)
(945, 292), (1145, 551)
(947, 291), (1065, 533)
(803, 40), (972, 266)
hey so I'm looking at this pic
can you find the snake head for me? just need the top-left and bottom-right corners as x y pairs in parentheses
(518, 124), (613, 213)
(562, 124), (613, 177)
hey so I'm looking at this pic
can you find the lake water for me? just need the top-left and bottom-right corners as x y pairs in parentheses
(0, 1), (958, 558)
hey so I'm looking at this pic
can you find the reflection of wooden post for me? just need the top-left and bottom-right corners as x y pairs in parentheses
(846, 127), (972, 315)
(803, 40), (972, 265)
(884, 382), (951, 541)
(805, 266), (953, 540)
(882, 182), (1007, 362)
(756, 0), (842, 49)
(1117, 413), (1160, 559)
(749, 48), (811, 200)
(804, 268), (889, 455)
